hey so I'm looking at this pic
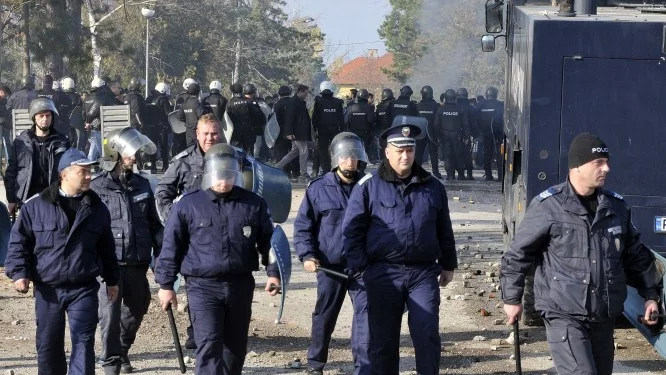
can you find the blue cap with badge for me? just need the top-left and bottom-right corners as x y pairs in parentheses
(380, 115), (425, 147)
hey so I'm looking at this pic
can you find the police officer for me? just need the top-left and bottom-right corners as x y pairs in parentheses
(374, 88), (394, 161)
(311, 81), (344, 176)
(500, 133), (661, 375)
(226, 83), (265, 155)
(171, 78), (196, 155)
(145, 82), (172, 172)
(176, 79), (211, 148)
(476, 86), (504, 181)
(435, 89), (469, 180)
(6, 75), (37, 111)
(84, 77), (117, 160)
(124, 78), (146, 131)
(342, 120), (456, 375)
(155, 143), (280, 375)
(92, 128), (163, 375)
(60, 77), (84, 149)
(345, 89), (374, 163)
(272, 85), (299, 177)
(417, 85), (441, 178)
(243, 84), (267, 160)
(5, 97), (70, 216)
(386, 85), (418, 126)
(37, 75), (69, 136)
(345, 88), (359, 108)
(457, 88), (477, 180)
(204, 80), (228, 121)
(294, 132), (370, 375)
(5, 148), (119, 375)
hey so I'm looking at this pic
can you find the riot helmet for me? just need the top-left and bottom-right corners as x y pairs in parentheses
(357, 89), (369, 100)
(330, 132), (368, 176)
(61, 77), (75, 91)
(457, 88), (469, 99)
(22, 75), (35, 89)
(52, 80), (61, 91)
(91, 77), (105, 89)
(29, 97), (59, 129)
(485, 86), (498, 100)
(243, 83), (256, 95)
(420, 85), (433, 100)
(319, 81), (334, 95)
(278, 85), (292, 97)
(182, 78), (196, 91)
(107, 127), (156, 158)
(230, 82), (243, 94)
(381, 88), (394, 101)
(209, 80), (222, 92)
(155, 82), (169, 95)
(43, 75), (54, 90)
(444, 89), (457, 103)
(128, 78), (141, 92)
(186, 81), (201, 96)
(201, 143), (244, 192)
(349, 88), (358, 97)
(400, 85), (413, 96)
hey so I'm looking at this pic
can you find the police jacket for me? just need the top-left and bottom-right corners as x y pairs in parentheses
(91, 170), (163, 265)
(342, 160), (457, 274)
(61, 91), (83, 120)
(226, 96), (265, 136)
(374, 98), (393, 132)
(154, 144), (205, 221)
(312, 94), (344, 131)
(457, 98), (479, 138)
(6, 87), (37, 111)
(283, 95), (311, 141)
(155, 187), (278, 289)
(294, 171), (359, 266)
(4, 181), (119, 287)
(345, 99), (374, 137)
(273, 96), (290, 129)
(84, 87), (117, 128)
(417, 98), (439, 135)
(5, 129), (69, 204)
(500, 181), (661, 319)
(386, 95), (418, 126)
(124, 90), (145, 130)
(435, 103), (470, 137)
(203, 90), (228, 121)
(476, 98), (504, 137)
(177, 94), (211, 130)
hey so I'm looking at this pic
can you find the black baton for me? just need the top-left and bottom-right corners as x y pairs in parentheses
(316, 266), (349, 280)
(166, 305), (187, 373)
(514, 321), (522, 375)
(638, 312), (666, 324)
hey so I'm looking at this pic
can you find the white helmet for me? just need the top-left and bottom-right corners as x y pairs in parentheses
(209, 80), (222, 91)
(61, 77), (75, 91)
(319, 80), (335, 94)
(183, 78), (196, 90)
(52, 80), (61, 90)
(155, 82), (170, 95)
(91, 77), (105, 89)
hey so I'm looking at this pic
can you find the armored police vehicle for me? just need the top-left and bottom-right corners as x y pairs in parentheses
(482, 0), (666, 357)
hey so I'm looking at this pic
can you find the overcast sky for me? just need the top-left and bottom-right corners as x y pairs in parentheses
(283, 0), (390, 66)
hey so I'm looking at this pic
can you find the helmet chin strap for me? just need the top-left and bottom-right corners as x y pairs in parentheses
(119, 168), (134, 191)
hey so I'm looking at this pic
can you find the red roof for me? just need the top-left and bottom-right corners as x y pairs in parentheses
(330, 53), (395, 88)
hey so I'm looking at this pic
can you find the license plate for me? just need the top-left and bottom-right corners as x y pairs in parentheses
(655, 216), (666, 233)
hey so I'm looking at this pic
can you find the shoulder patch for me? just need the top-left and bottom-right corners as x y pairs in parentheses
(306, 176), (324, 188)
(604, 189), (624, 200)
(24, 193), (40, 204)
(172, 150), (189, 161)
(358, 173), (372, 186)
(536, 186), (562, 201)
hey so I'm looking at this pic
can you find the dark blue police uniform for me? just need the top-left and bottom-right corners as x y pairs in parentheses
(155, 186), (278, 375)
(294, 171), (370, 374)
(342, 152), (456, 374)
(5, 181), (119, 375)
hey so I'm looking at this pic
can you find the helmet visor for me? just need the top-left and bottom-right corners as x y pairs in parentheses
(331, 139), (368, 169)
(201, 157), (244, 191)
(110, 128), (157, 158)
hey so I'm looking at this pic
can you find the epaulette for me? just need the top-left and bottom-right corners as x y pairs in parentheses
(307, 176), (324, 188)
(358, 173), (372, 185)
(91, 172), (103, 181)
(180, 189), (199, 198)
(24, 193), (40, 204)
(536, 186), (562, 201)
(172, 150), (189, 161)
(604, 189), (624, 201)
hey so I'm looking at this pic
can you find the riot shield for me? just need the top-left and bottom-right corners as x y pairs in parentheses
(264, 111), (280, 149)
(258, 101), (271, 120)
(269, 225), (292, 323)
(0, 202), (12, 266)
(222, 111), (234, 144)
(248, 156), (292, 224)
(168, 111), (186, 134)
(69, 106), (85, 132)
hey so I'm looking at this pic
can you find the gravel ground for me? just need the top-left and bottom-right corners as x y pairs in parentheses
(1, 168), (665, 374)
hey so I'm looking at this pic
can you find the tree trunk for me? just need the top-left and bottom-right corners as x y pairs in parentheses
(64, 0), (83, 75)
(22, 1), (30, 77)
(85, 4), (101, 78)
(233, 0), (242, 83)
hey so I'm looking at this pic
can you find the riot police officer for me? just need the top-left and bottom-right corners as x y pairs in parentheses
(435, 89), (469, 180)
(311, 81), (344, 176)
(344, 89), (374, 163)
(476, 86), (504, 181)
(5, 148), (119, 375)
(272, 85), (299, 177)
(226, 83), (265, 155)
(176, 79), (211, 148)
(295, 132), (370, 375)
(60, 77), (84, 149)
(92, 128), (163, 375)
(417, 85), (441, 178)
(342, 120), (456, 375)
(5, 97), (70, 216)
(243, 84), (267, 159)
(84, 77), (117, 160)
(386, 85), (418, 131)
(204, 80), (228, 121)
(145, 82), (172, 171)
(124, 78), (146, 131)
(374, 88), (394, 160)
(171, 78), (196, 154)
(6, 75), (37, 111)
(37, 75), (69, 136)
(457, 88), (478, 180)
(155, 143), (280, 375)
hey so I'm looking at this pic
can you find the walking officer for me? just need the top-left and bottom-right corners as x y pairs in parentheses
(476, 86), (504, 181)
(155, 143), (281, 375)
(417, 85), (441, 177)
(344, 89), (374, 162)
(435, 89), (469, 180)
(124, 78), (146, 132)
(374, 88), (394, 161)
(342, 120), (457, 375)
(294, 132), (370, 375)
(176, 80), (212, 148)
(311, 81), (344, 176)
(457, 88), (477, 180)
(4, 148), (120, 375)
(92, 128), (163, 375)
(204, 80), (228, 121)
(501, 133), (661, 375)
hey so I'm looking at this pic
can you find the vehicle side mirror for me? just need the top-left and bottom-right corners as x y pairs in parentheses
(485, 0), (505, 33)
(481, 35), (496, 52)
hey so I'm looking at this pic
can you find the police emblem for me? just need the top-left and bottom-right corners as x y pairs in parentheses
(402, 127), (410, 137)
(243, 226), (252, 238)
